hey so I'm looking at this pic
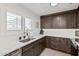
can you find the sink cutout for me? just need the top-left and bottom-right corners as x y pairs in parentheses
(19, 38), (35, 43)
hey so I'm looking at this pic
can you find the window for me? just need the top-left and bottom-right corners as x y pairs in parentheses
(7, 12), (21, 30)
(25, 17), (32, 30)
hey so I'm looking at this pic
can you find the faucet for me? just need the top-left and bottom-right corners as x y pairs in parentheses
(23, 28), (30, 40)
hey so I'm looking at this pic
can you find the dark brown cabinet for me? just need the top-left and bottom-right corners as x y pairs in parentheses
(77, 11), (79, 28)
(22, 46), (34, 56)
(58, 12), (76, 28)
(71, 42), (78, 56)
(22, 38), (45, 56)
(45, 36), (51, 48)
(59, 38), (71, 53)
(5, 49), (22, 56)
(63, 12), (76, 28)
(41, 10), (76, 29)
(41, 16), (52, 29)
(5, 36), (77, 56)
(51, 15), (67, 28)
(45, 36), (71, 54)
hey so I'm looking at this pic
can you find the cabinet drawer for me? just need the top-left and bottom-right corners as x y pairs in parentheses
(22, 47), (33, 56)
(5, 49), (22, 56)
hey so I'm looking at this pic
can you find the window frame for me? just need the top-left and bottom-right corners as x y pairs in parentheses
(6, 12), (22, 31)
(24, 17), (32, 30)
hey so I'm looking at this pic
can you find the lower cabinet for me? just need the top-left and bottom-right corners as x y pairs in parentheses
(71, 42), (78, 56)
(5, 49), (22, 56)
(71, 45), (78, 56)
(22, 37), (45, 56)
(45, 36), (71, 54)
(5, 36), (77, 56)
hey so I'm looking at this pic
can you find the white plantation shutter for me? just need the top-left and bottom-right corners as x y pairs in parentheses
(7, 12), (21, 30)
(25, 17), (31, 30)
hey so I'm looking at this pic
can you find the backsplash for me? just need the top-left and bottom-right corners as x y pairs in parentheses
(43, 29), (75, 38)
(75, 30), (79, 36)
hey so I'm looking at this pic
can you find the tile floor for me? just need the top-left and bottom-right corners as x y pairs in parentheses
(40, 48), (71, 56)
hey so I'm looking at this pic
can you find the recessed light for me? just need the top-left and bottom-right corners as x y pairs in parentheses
(50, 3), (58, 6)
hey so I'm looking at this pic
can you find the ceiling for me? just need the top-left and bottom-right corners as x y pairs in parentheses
(21, 3), (79, 16)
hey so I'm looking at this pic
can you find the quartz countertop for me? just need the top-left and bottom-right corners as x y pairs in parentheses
(0, 35), (46, 56)
(0, 34), (78, 56)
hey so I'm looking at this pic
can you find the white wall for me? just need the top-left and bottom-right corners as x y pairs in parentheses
(0, 3), (77, 47)
(0, 3), (40, 44)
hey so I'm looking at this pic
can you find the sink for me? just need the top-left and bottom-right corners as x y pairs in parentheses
(19, 38), (35, 43)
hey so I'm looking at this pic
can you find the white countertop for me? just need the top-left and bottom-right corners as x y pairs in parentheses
(0, 34), (79, 56)
(0, 35), (45, 56)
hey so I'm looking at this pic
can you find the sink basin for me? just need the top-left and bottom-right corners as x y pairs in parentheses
(19, 38), (35, 43)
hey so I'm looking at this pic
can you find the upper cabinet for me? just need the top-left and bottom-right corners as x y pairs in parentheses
(64, 12), (76, 28)
(77, 8), (79, 29)
(41, 16), (52, 29)
(51, 15), (67, 29)
(58, 12), (76, 29)
(41, 10), (77, 29)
